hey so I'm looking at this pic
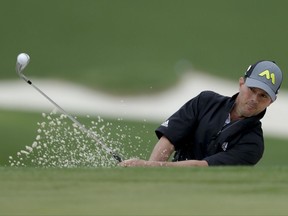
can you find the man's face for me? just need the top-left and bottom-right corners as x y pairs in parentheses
(235, 77), (272, 117)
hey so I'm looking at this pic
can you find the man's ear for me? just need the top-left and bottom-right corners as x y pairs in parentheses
(239, 77), (245, 86)
(268, 98), (274, 106)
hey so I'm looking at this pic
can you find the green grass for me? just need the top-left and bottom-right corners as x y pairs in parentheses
(0, 167), (288, 216)
(0, 110), (41, 165)
(1, 0), (288, 94)
(258, 137), (288, 167)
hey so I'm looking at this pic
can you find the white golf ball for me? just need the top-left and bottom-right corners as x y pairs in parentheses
(17, 53), (30, 65)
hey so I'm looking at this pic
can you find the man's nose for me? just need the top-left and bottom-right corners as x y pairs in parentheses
(251, 92), (259, 102)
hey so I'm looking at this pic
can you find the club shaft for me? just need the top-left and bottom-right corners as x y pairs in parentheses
(20, 74), (123, 162)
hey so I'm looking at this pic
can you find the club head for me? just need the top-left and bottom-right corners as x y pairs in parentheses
(16, 53), (30, 75)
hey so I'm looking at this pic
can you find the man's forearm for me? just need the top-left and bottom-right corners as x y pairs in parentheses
(119, 158), (208, 167)
(149, 136), (175, 161)
(161, 160), (208, 167)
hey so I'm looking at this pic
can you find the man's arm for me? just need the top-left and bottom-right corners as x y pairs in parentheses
(118, 136), (208, 167)
(118, 158), (208, 167)
(149, 136), (175, 161)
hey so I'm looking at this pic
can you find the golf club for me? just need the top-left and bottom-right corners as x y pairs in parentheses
(15, 53), (123, 163)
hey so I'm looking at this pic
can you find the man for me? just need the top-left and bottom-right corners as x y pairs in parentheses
(119, 60), (283, 167)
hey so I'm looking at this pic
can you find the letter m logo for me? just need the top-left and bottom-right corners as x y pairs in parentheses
(258, 70), (276, 85)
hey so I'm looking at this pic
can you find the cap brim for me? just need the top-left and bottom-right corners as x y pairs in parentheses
(245, 77), (276, 101)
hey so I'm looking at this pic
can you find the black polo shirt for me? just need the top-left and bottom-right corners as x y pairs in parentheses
(155, 91), (265, 166)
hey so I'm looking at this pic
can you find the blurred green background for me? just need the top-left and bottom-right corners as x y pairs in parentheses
(0, 0), (287, 165)
(1, 0), (288, 93)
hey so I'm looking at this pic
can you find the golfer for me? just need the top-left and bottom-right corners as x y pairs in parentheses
(119, 60), (283, 167)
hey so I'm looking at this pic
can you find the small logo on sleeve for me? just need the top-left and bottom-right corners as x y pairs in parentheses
(221, 142), (228, 151)
(161, 120), (169, 127)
